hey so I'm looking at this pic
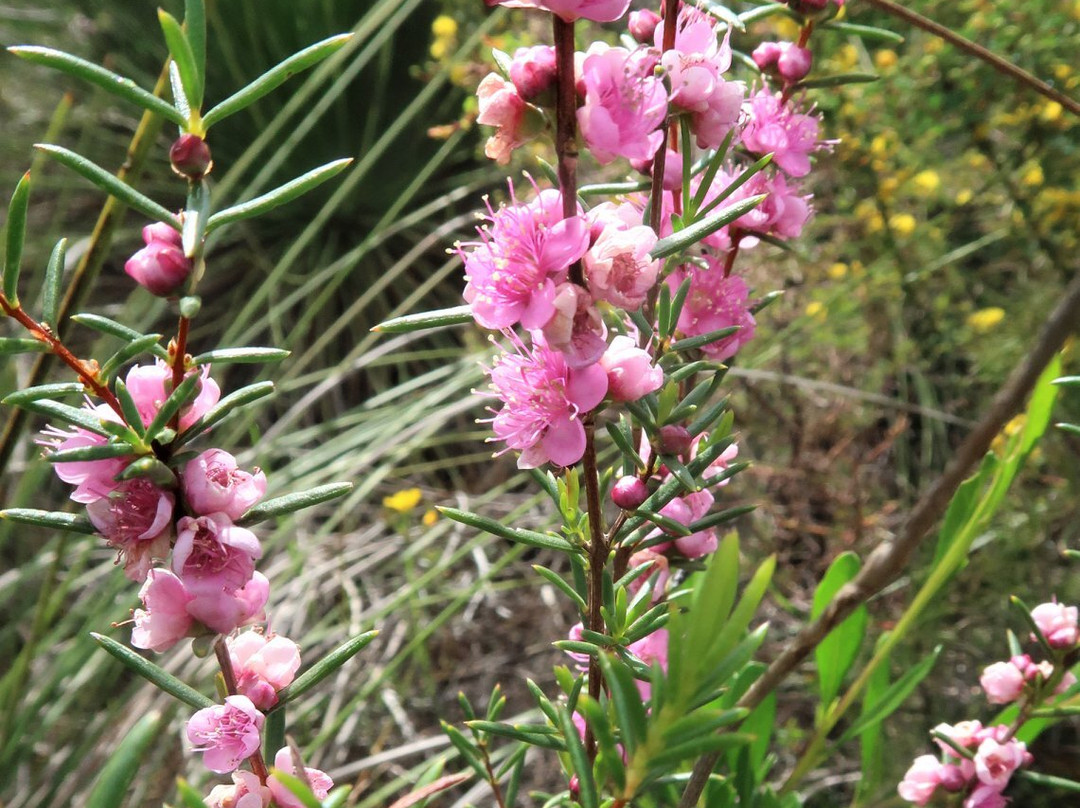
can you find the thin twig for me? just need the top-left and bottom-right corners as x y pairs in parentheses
(678, 269), (1080, 807)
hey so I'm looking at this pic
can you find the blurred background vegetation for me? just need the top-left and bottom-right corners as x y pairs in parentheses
(0, 0), (1077, 806)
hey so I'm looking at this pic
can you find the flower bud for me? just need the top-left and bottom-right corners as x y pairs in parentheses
(657, 425), (693, 458)
(142, 221), (181, 247)
(611, 476), (648, 509)
(752, 41), (782, 72)
(628, 9), (661, 43)
(169, 134), (213, 179)
(509, 46), (557, 101)
(777, 44), (813, 82)
(125, 239), (192, 296)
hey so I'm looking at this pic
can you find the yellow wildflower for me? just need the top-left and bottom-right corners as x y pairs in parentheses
(384, 488), (423, 513)
(805, 301), (826, 320)
(889, 213), (917, 236)
(912, 170), (941, 194)
(1040, 101), (1063, 123)
(967, 307), (1005, 334)
(422, 509), (439, 527)
(1021, 163), (1044, 187)
(955, 189), (973, 205)
(827, 262), (849, 280)
(874, 50), (898, 70)
(432, 15), (458, 38)
(430, 39), (450, 60)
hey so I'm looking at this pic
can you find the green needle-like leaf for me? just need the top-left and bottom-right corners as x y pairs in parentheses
(34, 145), (180, 228)
(41, 237), (67, 326)
(206, 159), (353, 233)
(651, 195), (767, 260)
(267, 771), (321, 808)
(176, 381), (275, 443)
(85, 712), (163, 808)
(91, 633), (214, 709)
(236, 482), (354, 526)
(793, 72), (879, 90)
(0, 508), (95, 534)
(143, 372), (202, 442)
(373, 305), (474, 334)
(0, 337), (48, 355)
(192, 347), (290, 365)
(159, 9), (203, 112)
(2, 382), (85, 404)
(201, 34), (354, 129)
(183, 0), (206, 93)
(3, 171), (31, 305)
(98, 333), (164, 381)
(274, 630), (378, 706)
(438, 506), (577, 552)
(838, 646), (942, 743)
(7, 46), (185, 124)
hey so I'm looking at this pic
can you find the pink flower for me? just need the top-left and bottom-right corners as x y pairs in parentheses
(741, 89), (825, 178)
(173, 513), (262, 593)
(485, 0), (631, 23)
(125, 223), (192, 296)
(964, 785), (1008, 808)
(627, 628), (668, 700)
(539, 282), (608, 368)
(509, 46), (557, 101)
(228, 631), (302, 711)
(599, 336), (663, 401)
(932, 720), (984, 753)
(1030, 601), (1079, 648)
(39, 404), (129, 503)
(87, 478), (175, 581)
(628, 9), (661, 43)
(205, 770), (271, 808)
(777, 44), (813, 83)
(583, 224), (660, 310)
(476, 73), (544, 164)
(183, 449), (267, 520)
(627, 549), (670, 602)
(669, 261), (756, 361)
(124, 361), (220, 432)
(980, 660), (1025, 705)
(461, 185), (590, 332)
(486, 335), (607, 468)
(672, 490), (718, 558)
(732, 171), (812, 239)
(578, 44), (668, 165)
(267, 747), (334, 808)
(897, 755), (944, 806)
(973, 737), (1029, 790)
(186, 695), (264, 774)
(131, 569), (195, 652)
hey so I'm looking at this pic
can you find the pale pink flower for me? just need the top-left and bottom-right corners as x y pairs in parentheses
(228, 631), (302, 711)
(40, 404), (129, 503)
(188, 571), (270, 640)
(627, 628), (668, 700)
(1030, 601), (1079, 648)
(486, 335), (608, 468)
(627, 549), (670, 602)
(267, 747), (333, 808)
(183, 449), (267, 520)
(741, 89), (825, 178)
(461, 185), (589, 332)
(731, 171), (812, 240)
(187, 695), (264, 774)
(205, 770), (271, 808)
(124, 361), (220, 432)
(599, 335), (663, 402)
(673, 490), (718, 558)
(932, 720), (984, 752)
(131, 568), (195, 652)
(980, 660), (1026, 705)
(87, 478), (174, 582)
(125, 239), (191, 297)
(578, 44), (668, 165)
(669, 261), (756, 361)
(777, 44), (813, 83)
(476, 73), (544, 165)
(173, 513), (262, 593)
(973, 737), (1029, 790)
(565, 622), (591, 670)
(631, 147), (683, 190)
(142, 222), (182, 246)
(485, 0), (631, 23)
(539, 282), (608, 368)
(583, 224), (659, 310)
(897, 755), (943, 806)
(509, 46), (557, 101)
(964, 785), (1008, 808)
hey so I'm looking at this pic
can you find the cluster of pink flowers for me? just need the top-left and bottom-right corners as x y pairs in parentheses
(899, 601), (1079, 806)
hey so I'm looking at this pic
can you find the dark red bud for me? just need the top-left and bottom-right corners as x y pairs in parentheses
(657, 425), (693, 459)
(611, 476), (648, 510)
(169, 134), (213, 180)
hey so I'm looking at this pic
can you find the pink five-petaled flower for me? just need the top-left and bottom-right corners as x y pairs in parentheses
(475, 73), (545, 165)
(461, 185), (590, 332)
(583, 224), (660, 310)
(578, 43), (668, 165)
(205, 769), (271, 808)
(897, 755), (944, 806)
(964, 785), (1008, 808)
(669, 260), (757, 362)
(86, 478), (175, 582)
(183, 449), (268, 521)
(228, 630), (302, 711)
(125, 221), (192, 296)
(485, 0), (631, 23)
(124, 361), (221, 432)
(486, 334), (607, 468)
(39, 403), (129, 503)
(741, 88), (826, 178)
(131, 569), (195, 652)
(979, 660), (1026, 705)
(267, 747), (334, 808)
(973, 736), (1030, 790)
(599, 336), (663, 402)
(186, 695), (264, 774)
(1030, 601), (1079, 648)
(509, 45), (557, 101)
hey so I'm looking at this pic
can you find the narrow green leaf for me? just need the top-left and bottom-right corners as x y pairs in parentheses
(668, 276), (693, 340)
(98, 333), (164, 381)
(1053, 376), (1080, 388)
(34, 144), (180, 228)
(1014, 770), (1080, 794)
(206, 159), (353, 233)
(687, 505), (756, 533)
(0, 337), (48, 355)
(441, 722), (488, 779)
(159, 9), (203, 111)
(12, 399), (112, 436)
(41, 237), (67, 326)
(86, 711), (163, 808)
(438, 506), (577, 553)
(691, 129), (737, 213)
(465, 721), (566, 750)
(793, 72), (879, 90)
(175, 779), (213, 808)
(191, 347), (290, 365)
(812, 552), (867, 706)
(91, 633), (213, 708)
(169, 62), (190, 122)
(142, 372), (202, 442)
(697, 154), (774, 219)
(3, 171), (31, 305)
(605, 420), (645, 473)
(669, 326), (740, 353)
(533, 565), (587, 612)
(706, 555), (776, 672)
(322, 787), (352, 808)
(45, 441), (137, 463)
(237, 482), (354, 526)
(373, 305), (474, 334)
(70, 314), (170, 359)
(201, 34), (353, 128)
(183, 0), (206, 93)
(274, 630), (378, 706)
(651, 195), (767, 260)
(182, 179), (210, 259)
(114, 379), (147, 439)
(598, 653), (648, 756)
(838, 646), (942, 743)
(738, 3), (787, 24)
(820, 21), (904, 43)
(269, 771), (321, 808)
(579, 180), (652, 196)
(657, 281), (672, 342)
(2, 382), (85, 405)
(7, 46), (184, 124)
(932, 452), (997, 565)
(558, 704), (598, 808)
(176, 381), (275, 442)
(0, 508), (95, 534)
(649, 733), (752, 771)
(636, 508), (693, 537)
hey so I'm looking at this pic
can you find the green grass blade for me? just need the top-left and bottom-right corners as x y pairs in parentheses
(85, 711), (163, 808)
(3, 171), (31, 305)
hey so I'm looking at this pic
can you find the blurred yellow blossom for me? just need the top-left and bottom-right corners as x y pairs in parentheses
(991, 414), (1026, 455)
(967, 307), (1005, 333)
(384, 488), (423, 513)
(422, 509), (439, 527)
(889, 213), (917, 236)
(1040, 101), (1063, 123)
(874, 50), (898, 70)
(955, 189), (973, 205)
(430, 39), (450, 60)
(836, 43), (859, 71)
(870, 134), (891, 157)
(924, 38), (944, 55)
(879, 176), (899, 200)
(805, 301), (827, 321)
(1021, 163), (1044, 187)
(827, 262), (849, 279)
(432, 15), (458, 38)
(912, 170), (940, 194)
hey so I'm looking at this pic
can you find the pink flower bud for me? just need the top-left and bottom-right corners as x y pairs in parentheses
(897, 755), (943, 806)
(186, 695), (264, 774)
(205, 770), (270, 808)
(787, 0), (829, 11)
(964, 785), (1007, 808)
(228, 631), (302, 711)
(509, 46), (557, 101)
(170, 134), (213, 179)
(777, 44), (813, 82)
(628, 9), (661, 43)
(979, 661), (1025, 705)
(599, 336), (663, 402)
(611, 475), (648, 509)
(657, 425), (693, 458)
(1031, 601), (1079, 648)
(125, 239), (192, 296)
(142, 221), (182, 247)
(267, 748), (333, 808)
(939, 764), (968, 792)
(752, 41), (782, 71)
(183, 449), (267, 520)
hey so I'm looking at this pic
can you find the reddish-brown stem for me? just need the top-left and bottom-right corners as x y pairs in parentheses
(722, 232), (742, 277)
(552, 15), (583, 290)
(581, 419), (609, 762)
(0, 294), (125, 419)
(215, 637), (270, 783)
(169, 314), (190, 430)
